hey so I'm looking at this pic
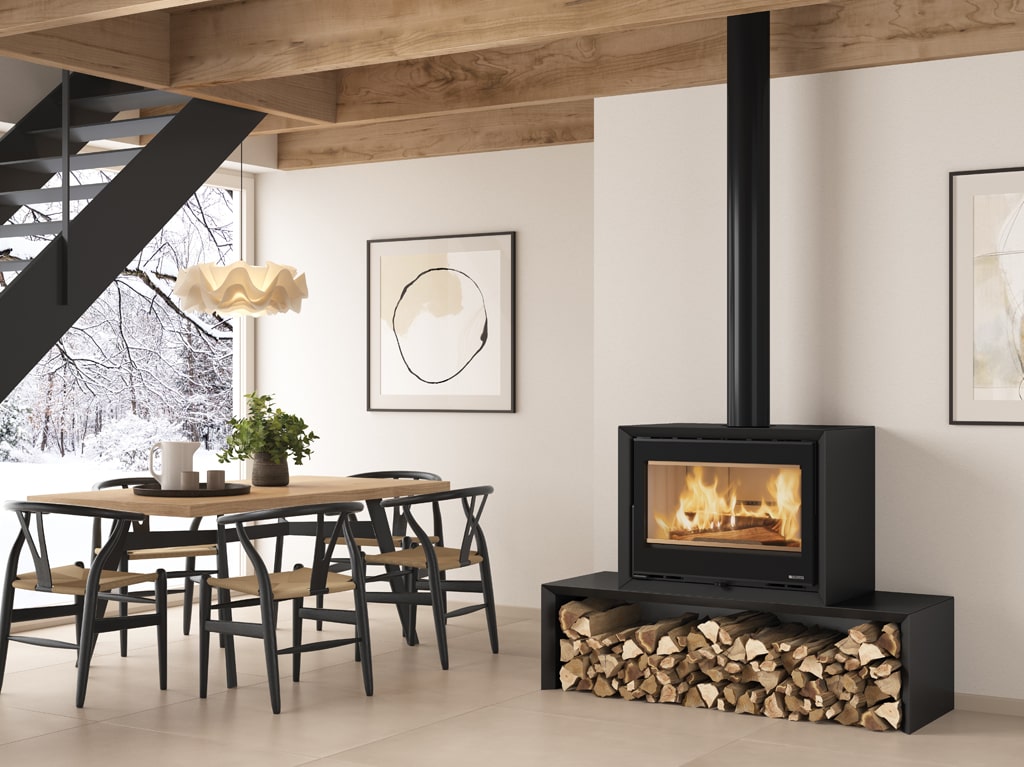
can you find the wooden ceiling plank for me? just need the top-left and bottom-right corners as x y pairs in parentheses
(336, 19), (727, 125)
(0, 15), (171, 86)
(168, 0), (819, 86)
(276, 100), (594, 169)
(772, 0), (1024, 76)
(182, 71), (339, 124)
(0, 1), (210, 37)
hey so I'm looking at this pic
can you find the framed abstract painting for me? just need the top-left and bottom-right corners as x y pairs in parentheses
(950, 167), (1024, 424)
(367, 232), (516, 412)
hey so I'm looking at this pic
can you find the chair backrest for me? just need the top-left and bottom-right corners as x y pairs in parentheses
(349, 470), (443, 543)
(218, 502), (365, 596)
(92, 477), (152, 490)
(349, 470), (442, 482)
(3, 501), (147, 592)
(381, 486), (494, 567)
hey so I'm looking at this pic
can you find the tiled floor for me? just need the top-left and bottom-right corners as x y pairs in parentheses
(1, 599), (1022, 766)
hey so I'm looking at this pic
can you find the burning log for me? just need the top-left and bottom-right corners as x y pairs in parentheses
(558, 605), (903, 732)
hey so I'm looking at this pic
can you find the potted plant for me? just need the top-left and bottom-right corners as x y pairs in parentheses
(217, 392), (318, 486)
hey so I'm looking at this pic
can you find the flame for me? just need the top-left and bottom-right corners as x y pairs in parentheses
(653, 465), (801, 546)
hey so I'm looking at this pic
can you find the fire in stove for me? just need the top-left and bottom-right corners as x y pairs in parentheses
(647, 462), (802, 551)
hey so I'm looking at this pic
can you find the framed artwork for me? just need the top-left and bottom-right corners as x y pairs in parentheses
(950, 167), (1024, 424)
(367, 232), (516, 412)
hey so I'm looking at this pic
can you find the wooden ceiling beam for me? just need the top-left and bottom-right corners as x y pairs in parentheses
(167, 0), (819, 86)
(334, 19), (727, 126)
(183, 71), (339, 124)
(0, 17), (338, 123)
(276, 100), (594, 169)
(772, 0), (1024, 77)
(0, 15), (171, 85)
(0, 0), (208, 37)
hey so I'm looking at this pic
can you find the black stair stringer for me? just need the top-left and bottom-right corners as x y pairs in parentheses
(0, 97), (264, 402)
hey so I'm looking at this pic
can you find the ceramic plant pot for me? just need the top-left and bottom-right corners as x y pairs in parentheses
(251, 452), (289, 486)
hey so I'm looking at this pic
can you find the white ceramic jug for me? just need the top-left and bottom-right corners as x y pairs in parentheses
(149, 441), (200, 490)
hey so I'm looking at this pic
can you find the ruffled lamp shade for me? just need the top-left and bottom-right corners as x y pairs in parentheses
(173, 261), (307, 317)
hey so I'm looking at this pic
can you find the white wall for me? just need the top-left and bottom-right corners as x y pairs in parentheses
(254, 145), (596, 608)
(594, 51), (1024, 700)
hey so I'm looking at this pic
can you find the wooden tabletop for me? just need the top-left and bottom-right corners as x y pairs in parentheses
(27, 475), (450, 518)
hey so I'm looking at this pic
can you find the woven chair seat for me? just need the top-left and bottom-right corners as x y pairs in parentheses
(365, 546), (483, 572)
(126, 544), (218, 560)
(348, 534), (439, 548)
(13, 564), (157, 596)
(208, 567), (355, 601)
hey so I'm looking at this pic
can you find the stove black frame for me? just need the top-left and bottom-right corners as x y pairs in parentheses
(619, 423), (875, 606)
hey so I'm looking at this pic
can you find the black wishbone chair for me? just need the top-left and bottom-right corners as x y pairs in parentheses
(299, 470), (443, 636)
(362, 486), (497, 670)
(92, 477), (217, 649)
(0, 501), (168, 707)
(198, 502), (373, 714)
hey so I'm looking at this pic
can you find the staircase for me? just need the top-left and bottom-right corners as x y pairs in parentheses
(0, 73), (264, 402)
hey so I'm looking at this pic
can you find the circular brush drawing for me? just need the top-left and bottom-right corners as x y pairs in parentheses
(391, 267), (489, 384)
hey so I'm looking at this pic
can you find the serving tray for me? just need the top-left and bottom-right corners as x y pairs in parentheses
(132, 482), (251, 498)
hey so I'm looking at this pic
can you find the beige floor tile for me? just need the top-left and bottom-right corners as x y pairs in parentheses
(747, 710), (1024, 767)
(316, 704), (734, 767)
(0, 721), (314, 767)
(678, 738), (947, 767)
(0, 705), (86, 745)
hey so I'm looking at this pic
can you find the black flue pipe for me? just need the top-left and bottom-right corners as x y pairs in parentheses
(726, 12), (771, 428)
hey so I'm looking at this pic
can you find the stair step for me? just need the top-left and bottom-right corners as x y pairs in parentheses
(72, 89), (190, 114)
(0, 147), (141, 174)
(0, 220), (62, 237)
(0, 182), (107, 206)
(29, 114), (176, 143)
(0, 258), (32, 272)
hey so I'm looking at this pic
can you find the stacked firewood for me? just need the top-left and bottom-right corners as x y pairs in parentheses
(558, 599), (902, 731)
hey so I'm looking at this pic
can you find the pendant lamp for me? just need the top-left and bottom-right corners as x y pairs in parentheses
(173, 142), (307, 317)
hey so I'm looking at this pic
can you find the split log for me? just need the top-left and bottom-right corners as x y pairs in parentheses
(798, 656), (824, 679)
(848, 622), (882, 645)
(683, 685), (706, 708)
(836, 702), (865, 726)
(559, 638), (580, 662)
(622, 659), (643, 685)
(834, 636), (861, 656)
(635, 614), (698, 654)
(735, 689), (765, 715)
(875, 673), (902, 701)
(558, 598), (619, 632)
(876, 701), (902, 730)
(717, 611), (779, 645)
(877, 625), (902, 659)
(858, 642), (887, 665)
(864, 684), (888, 704)
(869, 658), (903, 679)
(659, 683), (678, 703)
(621, 638), (644, 660)
(764, 691), (787, 719)
(571, 603), (643, 637)
(860, 706), (892, 731)
(723, 681), (755, 707)
(599, 653), (624, 678)
(698, 682), (722, 708)
(593, 674), (617, 698)
(745, 624), (809, 661)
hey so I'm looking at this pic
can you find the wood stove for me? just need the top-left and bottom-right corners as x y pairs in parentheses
(618, 422), (874, 605)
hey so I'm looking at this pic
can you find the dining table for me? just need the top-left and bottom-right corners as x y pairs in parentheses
(27, 474), (450, 644)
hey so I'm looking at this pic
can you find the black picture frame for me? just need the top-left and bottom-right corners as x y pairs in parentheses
(367, 232), (516, 412)
(950, 166), (1024, 424)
